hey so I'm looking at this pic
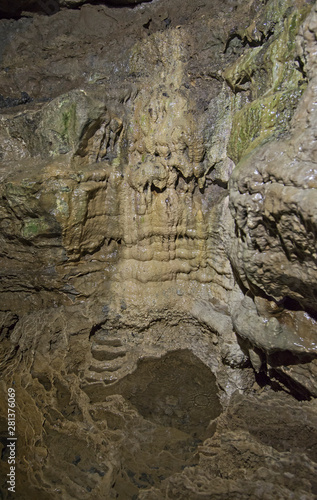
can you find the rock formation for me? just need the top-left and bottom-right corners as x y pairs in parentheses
(0, 0), (316, 498)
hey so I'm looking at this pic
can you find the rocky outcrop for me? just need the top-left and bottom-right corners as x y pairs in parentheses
(139, 391), (317, 499)
(228, 2), (317, 397)
(0, 0), (317, 498)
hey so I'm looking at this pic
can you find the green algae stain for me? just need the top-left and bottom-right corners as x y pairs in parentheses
(55, 198), (69, 217)
(140, 114), (147, 128)
(265, 8), (310, 93)
(21, 217), (53, 239)
(226, 1), (311, 164)
(61, 103), (77, 144)
(228, 88), (303, 163)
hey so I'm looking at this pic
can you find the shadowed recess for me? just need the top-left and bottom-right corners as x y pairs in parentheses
(84, 349), (222, 438)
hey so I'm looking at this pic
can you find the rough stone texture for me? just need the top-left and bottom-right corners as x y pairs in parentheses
(0, 0), (150, 19)
(0, 0), (316, 498)
(139, 391), (317, 499)
(228, 1), (317, 396)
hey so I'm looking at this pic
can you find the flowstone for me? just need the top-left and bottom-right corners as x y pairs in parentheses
(0, 0), (317, 498)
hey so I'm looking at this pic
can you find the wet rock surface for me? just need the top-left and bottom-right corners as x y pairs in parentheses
(141, 391), (317, 499)
(0, 0), (317, 498)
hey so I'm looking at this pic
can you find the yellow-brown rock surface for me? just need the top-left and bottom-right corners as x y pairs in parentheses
(0, 0), (317, 498)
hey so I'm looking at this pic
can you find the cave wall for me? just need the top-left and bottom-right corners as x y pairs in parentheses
(0, 0), (317, 498)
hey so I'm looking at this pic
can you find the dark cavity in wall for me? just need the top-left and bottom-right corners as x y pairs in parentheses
(84, 349), (222, 497)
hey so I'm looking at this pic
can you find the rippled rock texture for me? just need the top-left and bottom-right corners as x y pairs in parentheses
(0, 0), (317, 498)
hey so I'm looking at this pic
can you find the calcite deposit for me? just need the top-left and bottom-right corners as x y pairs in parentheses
(0, 0), (316, 498)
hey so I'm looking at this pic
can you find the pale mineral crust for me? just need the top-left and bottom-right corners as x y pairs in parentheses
(0, 0), (316, 498)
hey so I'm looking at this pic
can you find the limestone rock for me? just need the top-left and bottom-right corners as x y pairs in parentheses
(0, 0), (151, 18)
(0, 0), (317, 498)
(228, 2), (317, 395)
(138, 391), (317, 499)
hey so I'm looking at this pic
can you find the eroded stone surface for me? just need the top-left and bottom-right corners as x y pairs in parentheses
(139, 391), (317, 499)
(228, 2), (317, 393)
(0, 0), (317, 498)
